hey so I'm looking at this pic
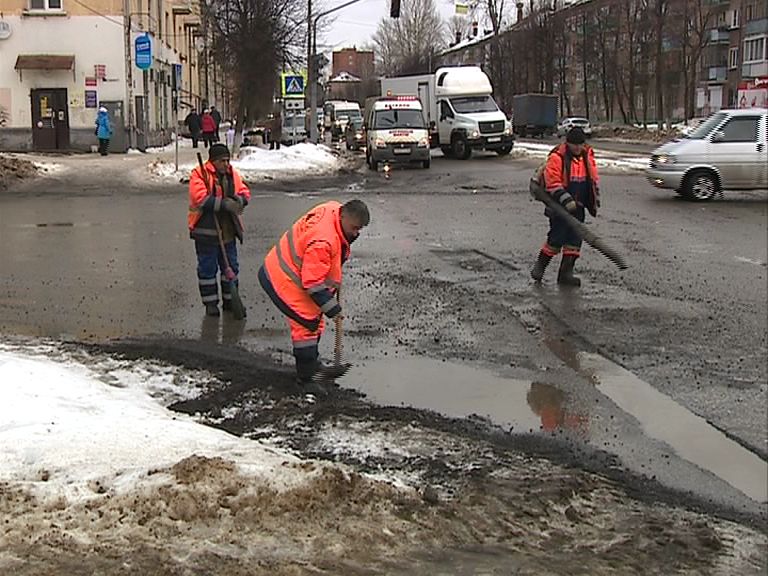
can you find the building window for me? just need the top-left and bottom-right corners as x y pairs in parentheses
(745, 4), (753, 22)
(743, 35), (766, 63)
(29, 0), (62, 9)
(730, 9), (740, 29)
(729, 47), (739, 69)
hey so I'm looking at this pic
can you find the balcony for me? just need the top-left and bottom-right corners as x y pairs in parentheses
(742, 61), (768, 78)
(744, 17), (768, 35)
(707, 66), (728, 82)
(709, 28), (730, 43)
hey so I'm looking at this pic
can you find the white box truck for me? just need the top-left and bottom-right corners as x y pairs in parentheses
(380, 66), (514, 159)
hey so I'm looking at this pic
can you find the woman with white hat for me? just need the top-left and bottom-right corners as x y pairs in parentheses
(95, 106), (113, 156)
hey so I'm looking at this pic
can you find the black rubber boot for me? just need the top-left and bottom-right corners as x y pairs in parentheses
(530, 251), (554, 282)
(557, 255), (581, 287)
(205, 303), (220, 316)
(296, 358), (328, 398)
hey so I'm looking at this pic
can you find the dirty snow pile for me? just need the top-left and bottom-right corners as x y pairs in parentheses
(0, 154), (45, 189)
(233, 143), (341, 180)
(513, 141), (650, 172)
(145, 142), (342, 182)
(0, 344), (311, 501)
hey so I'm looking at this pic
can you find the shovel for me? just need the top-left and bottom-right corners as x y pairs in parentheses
(313, 290), (351, 384)
(530, 183), (628, 270)
(196, 153), (246, 320)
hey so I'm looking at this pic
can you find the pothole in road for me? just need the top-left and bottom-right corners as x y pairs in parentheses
(346, 355), (548, 435)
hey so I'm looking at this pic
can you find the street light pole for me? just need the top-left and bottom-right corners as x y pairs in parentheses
(123, 0), (135, 150)
(308, 0), (367, 143)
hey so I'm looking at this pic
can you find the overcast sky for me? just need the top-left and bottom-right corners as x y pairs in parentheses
(320, 0), (461, 53)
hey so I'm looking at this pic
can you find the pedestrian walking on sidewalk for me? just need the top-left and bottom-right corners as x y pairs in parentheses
(184, 108), (203, 148)
(188, 143), (251, 317)
(258, 199), (369, 393)
(210, 106), (223, 143)
(201, 109), (217, 148)
(530, 126), (600, 287)
(94, 106), (113, 156)
(269, 112), (282, 150)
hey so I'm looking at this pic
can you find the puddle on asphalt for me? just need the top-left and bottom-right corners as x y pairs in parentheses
(346, 356), (545, 435)
(347, 352), (768, 506)
(578, 352), (768, 504)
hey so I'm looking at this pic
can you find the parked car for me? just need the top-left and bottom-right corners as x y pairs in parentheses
(557, 117), (592, 137)
(345, 117), (365, 151)
(646, 108), (768, 200)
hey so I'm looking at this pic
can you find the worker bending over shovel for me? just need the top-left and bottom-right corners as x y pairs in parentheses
(259, 200), (370, 395)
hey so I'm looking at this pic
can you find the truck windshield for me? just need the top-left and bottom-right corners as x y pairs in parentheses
(338, 109), (361, 121)
(283, 116), (306, 128)
(684, 112), (726, 139)
(449, 96), (498, 113)
(374, 109), (425, 129)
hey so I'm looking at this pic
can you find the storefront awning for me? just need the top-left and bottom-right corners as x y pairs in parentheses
(15, 54), (75, 70)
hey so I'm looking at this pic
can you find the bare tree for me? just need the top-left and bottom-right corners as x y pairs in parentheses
(447, 15), (469, 46)
(205, 0), (306, 142)
(678, 0), (716, 120)
(373, 0), (446, 76)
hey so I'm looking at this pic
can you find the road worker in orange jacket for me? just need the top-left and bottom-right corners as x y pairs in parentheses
(188, 143), (251, 316)
(258, 199), (370, 391)
(530, 126), (600, 286)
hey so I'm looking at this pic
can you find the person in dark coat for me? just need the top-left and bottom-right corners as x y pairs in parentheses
(184, 109), (203, 148)
(210, 106), (222, 143)
(269, 112), (282, 150)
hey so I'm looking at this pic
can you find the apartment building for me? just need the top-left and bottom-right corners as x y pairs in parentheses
(0, 0), (224, 152)
(697, 0), (768, 114)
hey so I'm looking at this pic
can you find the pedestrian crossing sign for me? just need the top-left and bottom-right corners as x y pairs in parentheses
(281, 72), (306, 98)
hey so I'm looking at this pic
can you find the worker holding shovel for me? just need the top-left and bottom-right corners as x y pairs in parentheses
(188, 143), (250, 317)
(258, 199), (370, 395)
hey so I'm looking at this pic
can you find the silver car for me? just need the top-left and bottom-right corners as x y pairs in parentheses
(646, 108), (768, 200)
(557, 117), (592, 137)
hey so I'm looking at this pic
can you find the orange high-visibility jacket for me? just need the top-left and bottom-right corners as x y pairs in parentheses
(260, 201), (349, 331)
(544, 143), (600, 216)
(188, 161), (250, 241)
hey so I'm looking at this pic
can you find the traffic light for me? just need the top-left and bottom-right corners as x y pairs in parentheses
(390, 0), (400, 18)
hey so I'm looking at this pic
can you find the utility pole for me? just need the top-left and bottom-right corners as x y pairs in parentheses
(308, 0), (369, 143)
(123, 0), (135, 150)
(307, 0), (314, 141)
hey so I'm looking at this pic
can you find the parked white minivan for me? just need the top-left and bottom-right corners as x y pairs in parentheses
(646, 108), (767, 200)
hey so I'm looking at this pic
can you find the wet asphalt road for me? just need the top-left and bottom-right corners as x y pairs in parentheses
(0, 145), (766, 519)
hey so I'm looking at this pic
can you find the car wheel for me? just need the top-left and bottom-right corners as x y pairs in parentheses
(440, 146), (453, 158)
(452, 134), (471, 160)
(368, 153), (377, 172)
(496, 146), (512, 156)
(683, 169), (719, 201)
(423, 158), (431, 169)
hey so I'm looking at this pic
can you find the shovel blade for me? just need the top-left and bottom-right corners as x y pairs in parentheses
(229, 284), (247, 320)
(312, 362), (352, 384)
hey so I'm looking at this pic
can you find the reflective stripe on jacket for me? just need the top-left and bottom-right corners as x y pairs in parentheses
(260, 201), (349, 331)
(544, 143), (600, 216)
(188, 161), (250, 242)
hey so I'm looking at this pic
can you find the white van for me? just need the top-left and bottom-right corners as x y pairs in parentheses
(646, 108), (768, 200)
(281, 112), (307, 145)
(323, 101), (362, 141)
(364, 96), (430, 170)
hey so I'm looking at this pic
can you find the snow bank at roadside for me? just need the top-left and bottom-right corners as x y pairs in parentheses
(514, 142), (649, 172)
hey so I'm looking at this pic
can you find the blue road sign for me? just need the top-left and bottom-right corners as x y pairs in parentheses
(135, 34), (152, 70)
(282, 73), (305, 98)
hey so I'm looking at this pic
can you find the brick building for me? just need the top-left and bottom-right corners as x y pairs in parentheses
(332, 48), (374, 79)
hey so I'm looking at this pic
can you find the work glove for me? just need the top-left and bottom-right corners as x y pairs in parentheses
(222, 197), (243, 215)
(564, 198), (578, 214)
